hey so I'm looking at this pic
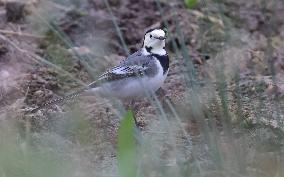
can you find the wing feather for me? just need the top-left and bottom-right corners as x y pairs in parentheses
(97, 65), (145, 83)
(88, 51), (155, 88)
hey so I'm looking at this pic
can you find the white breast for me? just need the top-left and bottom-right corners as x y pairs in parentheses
(145, 59), (168, 92)
(94, 60), (168, 100)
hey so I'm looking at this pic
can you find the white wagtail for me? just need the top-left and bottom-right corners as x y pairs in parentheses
(31, 28), (169, 113)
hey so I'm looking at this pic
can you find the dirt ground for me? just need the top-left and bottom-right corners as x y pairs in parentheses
(1, 0), (284, 176)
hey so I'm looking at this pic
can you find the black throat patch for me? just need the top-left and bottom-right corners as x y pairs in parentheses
(145, 46), (152, 53)
(152, 54), (169, 74)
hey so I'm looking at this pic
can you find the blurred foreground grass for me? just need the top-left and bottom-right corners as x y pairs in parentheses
(0, 120), (74, 177)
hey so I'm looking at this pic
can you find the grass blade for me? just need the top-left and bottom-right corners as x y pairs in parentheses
(117, 110), (137, 177)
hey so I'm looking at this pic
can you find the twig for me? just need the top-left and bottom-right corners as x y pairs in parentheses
(0, 29), (44, 39)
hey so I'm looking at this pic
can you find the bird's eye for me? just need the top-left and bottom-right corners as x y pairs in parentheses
(150, 35), (152, 38)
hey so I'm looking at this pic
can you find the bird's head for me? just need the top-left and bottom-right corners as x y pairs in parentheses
(142, 28), (167, 55)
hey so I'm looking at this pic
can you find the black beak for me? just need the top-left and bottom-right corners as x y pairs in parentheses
(154, 36), (166, 40)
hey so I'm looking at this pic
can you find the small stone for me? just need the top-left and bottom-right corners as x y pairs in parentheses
(0, 43), (8, 57)
(5, 1), (26, 22)
(34, 90), (43, 96)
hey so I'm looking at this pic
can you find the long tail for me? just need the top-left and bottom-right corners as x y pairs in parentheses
(30, 88), (88, 113)
(29, 80), (99, 113)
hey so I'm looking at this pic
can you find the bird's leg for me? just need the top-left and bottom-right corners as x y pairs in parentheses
(155, 88), (175, 112)
(156, 87), (169, 104)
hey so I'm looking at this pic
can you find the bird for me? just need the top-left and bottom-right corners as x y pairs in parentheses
(30, 28), (169, 122)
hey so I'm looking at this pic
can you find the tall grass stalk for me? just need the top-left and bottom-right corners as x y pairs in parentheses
(103, 0), (129, 55)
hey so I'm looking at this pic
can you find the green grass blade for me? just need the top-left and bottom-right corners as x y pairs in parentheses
(117, 110), (137, 177)
(185, 0), (198, 9)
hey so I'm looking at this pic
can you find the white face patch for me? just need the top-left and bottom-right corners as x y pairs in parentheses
(143, 29), (166, 55)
